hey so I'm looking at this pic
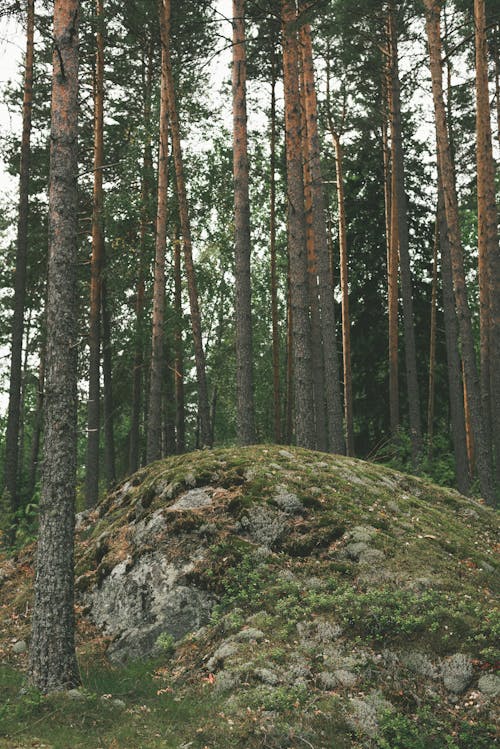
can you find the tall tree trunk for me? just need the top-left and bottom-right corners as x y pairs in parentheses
(300, 16), (344, 453)
(3, 0), (35, 537)
(387, 0), (422, 462)
(382, 56), (399, 436)
(129, 48), (153, 475)
(29, 0), (80, 692)
(163, 341), (176, 456)
(27, 344), (45, 502)
(17, 309), (33, 499)
(285, 261), (293, 444)
(494, 24), (500, 146)
(162, 0), (211, 446)
(85, 0), (105, 508)
(438, 185), (470, 495)
(331, 130), (354, 456)
(101, 277), (116, 487)
(173, 233), (185, 453)
(270, 52), (281, 444)
(427, 213), (438, 454)
(301, 67), (327, 452)
(280, 0), (315, 448)
(232, 0), (255, 444)
(147, 11), (169, 464)
(474, 0), (500, 483)
(424, 0), (495, 504)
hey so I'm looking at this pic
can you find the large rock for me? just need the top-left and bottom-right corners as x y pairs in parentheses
(85, 550), (213, 663)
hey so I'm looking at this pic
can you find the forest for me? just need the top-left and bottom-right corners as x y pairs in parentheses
(0, 0), (498, 691)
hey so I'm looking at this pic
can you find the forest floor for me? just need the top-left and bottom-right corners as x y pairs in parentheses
(0, 445), (498, 748)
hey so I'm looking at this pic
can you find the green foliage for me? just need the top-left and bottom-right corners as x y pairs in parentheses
(377, 707), (498, 749)
(155, 632), (175, 656)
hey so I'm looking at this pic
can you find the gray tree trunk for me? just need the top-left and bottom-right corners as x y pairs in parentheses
(29, 0), (80, 692)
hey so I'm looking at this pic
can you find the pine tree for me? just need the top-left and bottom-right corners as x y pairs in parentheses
(29, 0), (80, 691)
(232, 0), (256, 445)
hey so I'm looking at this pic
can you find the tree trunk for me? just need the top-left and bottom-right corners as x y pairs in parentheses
(270, 52), (281, 444)
(285, 262), (293, 444)
(27, 344), (45, 503)
(474, 0), (500, 483)
(387, 0), (422, 462)
(101, 277), (116, 488)
(427, 213), (438, 454)
(280, 0), (315, 448)
(438, 185), (470, 495)
(29, 0), (80, 692)
(17, 309), (33, 500)
(3, 0), (35, 537)
(427, 214), (438, 448)
(162, 0), (211, 447)
(85, 0), (105, 508)
(147, 10), (169, 464)
(232, 0), (256, 444)
(424, 0), (495, 504)
(129, 47), (153, 475)
(382, 57), (399, 437)
(494, 24), (500, 146)
(332, 130), (354, 456)
(163, 341), (176, 456)
(301, 66), (327, 452)
(173, 233), (185, 453)
(299, 16), (344, 453)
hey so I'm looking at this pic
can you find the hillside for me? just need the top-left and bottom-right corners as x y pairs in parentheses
(1, 445), (499, 748)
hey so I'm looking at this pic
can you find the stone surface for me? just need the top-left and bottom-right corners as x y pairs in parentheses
(85, 551), (213, 663)
(169, 488), (212, 511)
(12, 639), (27, 654)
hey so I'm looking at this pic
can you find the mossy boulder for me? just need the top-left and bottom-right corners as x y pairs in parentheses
(1, 445), (498, 747)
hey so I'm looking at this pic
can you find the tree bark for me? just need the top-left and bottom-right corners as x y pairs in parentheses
(424, 0), (495, 504)
(474, 0), (500, 483)
(438, 185), (470, 494)
(232, 0), (256, 445)
(301, 66), (327, 452)
(163, 340), (176, 456)
(129, 47), (153, 475)
(173, 232), (185, 453)
(101, 277), (116, 487)
(85, 0), (105, 507)
(3, 0), (35, 537)
(147, 7), (169, 464)
(387, 0), (422, 462)
(162, 0), (211, 447)
(300, 16), (344, 453)
(381, 67), (399, 436)
(332, 130), (354, 456)
(427, 213), (438, 454)
(280, 0), (315, 448)
(27, 344), (45, 503)
(270, 52), (281, 444)
(29, 0), (80, 692)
